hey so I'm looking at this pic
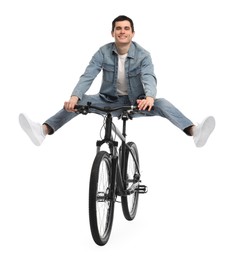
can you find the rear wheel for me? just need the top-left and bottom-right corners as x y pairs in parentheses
(89, 151), (115, 246)
(121, 142), (140, 220)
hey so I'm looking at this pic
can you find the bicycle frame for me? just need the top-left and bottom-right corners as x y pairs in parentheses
(95, 111), (140, 197)
(74, 102), (145, 196)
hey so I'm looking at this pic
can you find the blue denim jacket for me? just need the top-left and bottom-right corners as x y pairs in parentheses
(71, 41), (157, 104)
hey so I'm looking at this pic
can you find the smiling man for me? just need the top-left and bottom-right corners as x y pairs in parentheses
(19, 15), (215, 147)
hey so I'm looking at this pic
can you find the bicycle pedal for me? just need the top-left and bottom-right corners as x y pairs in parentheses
(137, 185), (148, 194)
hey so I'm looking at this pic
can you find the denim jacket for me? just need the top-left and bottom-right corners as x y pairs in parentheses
(71, 41), (157, 104)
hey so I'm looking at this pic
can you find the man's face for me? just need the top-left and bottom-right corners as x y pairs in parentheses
(112, 20), (135, 45)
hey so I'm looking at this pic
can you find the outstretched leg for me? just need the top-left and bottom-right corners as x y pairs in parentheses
(19, 94), (133, 146)
(133, 98), (215, 147)
(19, 94), (105, 146)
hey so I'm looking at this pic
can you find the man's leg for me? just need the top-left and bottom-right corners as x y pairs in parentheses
(19, 94), (106, 145)
(133, 98), (215, 147)
(19, 94), (132, 146)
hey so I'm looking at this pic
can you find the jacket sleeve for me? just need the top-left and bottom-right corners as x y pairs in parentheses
(71, 49), (103, 100)
(141, 54), (157, 99)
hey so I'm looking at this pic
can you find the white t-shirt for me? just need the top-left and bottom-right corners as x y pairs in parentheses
(117, 53), (128, 96)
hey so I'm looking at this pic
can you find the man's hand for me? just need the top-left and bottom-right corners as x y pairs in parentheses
(64, 96), (79, 112)
(136, 96), (154, 111)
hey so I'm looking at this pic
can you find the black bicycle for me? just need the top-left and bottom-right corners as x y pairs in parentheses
(75, 102), (148, 246)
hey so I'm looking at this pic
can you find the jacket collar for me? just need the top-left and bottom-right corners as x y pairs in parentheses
(112, 42), (135, 59)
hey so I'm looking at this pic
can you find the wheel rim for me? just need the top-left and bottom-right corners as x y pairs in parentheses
(126, 151), (138, 214)
(96, 159), (111, 238)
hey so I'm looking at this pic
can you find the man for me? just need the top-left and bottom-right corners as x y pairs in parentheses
(19, 15), (215, 147)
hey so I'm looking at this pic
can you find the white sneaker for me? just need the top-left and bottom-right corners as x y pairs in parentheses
(193, 116), (215, 147)
(19, 113), (46, 146)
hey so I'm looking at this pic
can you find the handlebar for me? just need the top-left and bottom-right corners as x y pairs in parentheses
(74, 102), (139, 115)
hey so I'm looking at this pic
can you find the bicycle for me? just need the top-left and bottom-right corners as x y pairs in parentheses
(74, 102), (148, 246)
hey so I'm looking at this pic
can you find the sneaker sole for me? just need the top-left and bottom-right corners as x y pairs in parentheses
(195, 116), (215, 147)
(19, 113), (41, 146)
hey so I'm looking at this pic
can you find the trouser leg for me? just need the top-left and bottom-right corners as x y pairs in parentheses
(133, 98), (194, 133)
(43, 94), (131, 134)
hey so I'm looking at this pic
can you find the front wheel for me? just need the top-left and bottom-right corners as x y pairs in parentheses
(121, 142), (140, 220)
(89, 151), (115, 246)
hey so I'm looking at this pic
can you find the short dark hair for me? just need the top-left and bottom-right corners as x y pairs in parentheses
(111, 15), (135, 33)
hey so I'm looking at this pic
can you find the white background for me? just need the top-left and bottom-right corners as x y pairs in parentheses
(1, 0), (240, 259)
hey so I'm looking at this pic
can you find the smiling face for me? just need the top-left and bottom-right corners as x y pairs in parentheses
(111, 20), (135, 46)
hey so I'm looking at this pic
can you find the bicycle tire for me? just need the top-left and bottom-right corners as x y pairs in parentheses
(89, 151), (115, 246)
(121, 142), (140, 221)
